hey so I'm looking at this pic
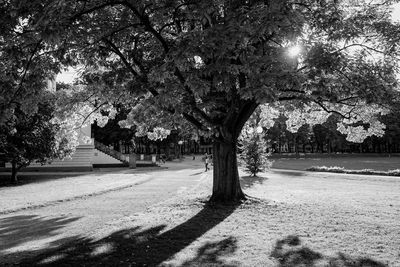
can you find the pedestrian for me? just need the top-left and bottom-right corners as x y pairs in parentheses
(205, 154), (210, 171)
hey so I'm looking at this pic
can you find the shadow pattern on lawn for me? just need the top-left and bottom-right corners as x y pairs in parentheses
(0, 215), (81, 255)
(11, 203), (238, 266)
(181, 237), (238, 266)
(240, 175), (268, 189)
(271, 170), (305, 177)
(271, 235), (387, 267)
(190, 171), (205, 176)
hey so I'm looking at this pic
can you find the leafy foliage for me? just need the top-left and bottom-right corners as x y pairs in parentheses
(0, 1), (62, 125)
(52, 82), (118, 148)
(0, 98), (73, 180)
(239, 129), (272, 177)
(24, 0), (398, 142)
(263, 109), (400, 154)
(239, 107), (273, 176)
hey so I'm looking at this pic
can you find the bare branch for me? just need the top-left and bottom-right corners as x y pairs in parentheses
(332, 43), (386, 55)
(313, 100), (352, 119)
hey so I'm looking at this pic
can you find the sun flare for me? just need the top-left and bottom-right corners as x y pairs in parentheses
(288, 45), (301, 57)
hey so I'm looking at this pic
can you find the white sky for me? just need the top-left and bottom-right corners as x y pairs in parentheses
(56, 3), (400, 84)
(56, 67), (78, 84)
(392, 3), (400, 22)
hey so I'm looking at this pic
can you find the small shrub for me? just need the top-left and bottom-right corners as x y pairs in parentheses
(239, 130), (272, 176)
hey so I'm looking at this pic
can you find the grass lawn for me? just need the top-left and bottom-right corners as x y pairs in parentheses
(0, 170), (151, 214)
(271, 156), (400, 172)
(14, 170), (400, 266)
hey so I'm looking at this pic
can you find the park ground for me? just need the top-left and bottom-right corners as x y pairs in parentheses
(0, 156), (399, 266)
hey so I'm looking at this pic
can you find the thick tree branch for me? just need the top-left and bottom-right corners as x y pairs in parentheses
(182, 113), (209, 131)
(101, 38), (140, 77)
(232, 100), (259, 139)
(313, 100), (352, 119)
(123, 0), (170, 52)
(101, 38), (162, 99)
(93, 23), (142, 45)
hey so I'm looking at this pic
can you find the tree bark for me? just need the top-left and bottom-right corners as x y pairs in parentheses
(209, 138), (245, 203)
(10, 161), (18, 184)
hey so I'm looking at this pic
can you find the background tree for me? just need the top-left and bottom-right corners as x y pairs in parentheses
(239, 107), (273, 177)
(239, 128), (272, 177)
(15, 0), (400, 202)
(264, 109), (400, 155)
(0, 99), (72, 183)
(0, 1), (115, 184)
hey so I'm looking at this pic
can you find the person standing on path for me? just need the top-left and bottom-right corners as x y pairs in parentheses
(205, 154), (210, 172)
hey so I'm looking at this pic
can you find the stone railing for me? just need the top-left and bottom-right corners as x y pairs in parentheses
(94, 140), (128, 164)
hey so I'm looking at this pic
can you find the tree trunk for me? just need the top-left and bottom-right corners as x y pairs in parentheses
(11, 161), (18, 184)
(209, 139), (245, 203)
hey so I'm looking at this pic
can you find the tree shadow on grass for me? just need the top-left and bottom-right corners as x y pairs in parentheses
(240, 175), (268, 189)
(181, 237), (238, 266)
(272, 170), (304, 176)
(271, 235), (387, 267)
(10, 203), (238, 266)
(190, 171), (205, 176)
(0, 215), (81, 255)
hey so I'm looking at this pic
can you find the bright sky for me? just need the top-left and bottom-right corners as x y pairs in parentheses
(56, 3), (400, 84)
(56, 67), (78, 84)
(392, 3), (400, 21)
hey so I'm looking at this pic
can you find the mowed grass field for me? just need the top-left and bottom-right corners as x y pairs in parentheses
(1, 156), (399, 266)
(271, 155), (400, 171)
(12, 169), (400, 266)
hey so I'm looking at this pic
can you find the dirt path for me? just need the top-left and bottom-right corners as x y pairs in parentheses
(0, 159), (209, 264)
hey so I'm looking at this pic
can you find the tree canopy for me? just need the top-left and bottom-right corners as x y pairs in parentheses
(3, 0), (400, 201)
(0, 1), (62, 124)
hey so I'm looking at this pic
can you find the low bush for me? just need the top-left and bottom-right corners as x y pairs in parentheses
(306, 166), (400, 176)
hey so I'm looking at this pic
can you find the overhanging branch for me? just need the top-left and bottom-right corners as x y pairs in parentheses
(101, 38), (140, 77)
(314, 100), (352, 119)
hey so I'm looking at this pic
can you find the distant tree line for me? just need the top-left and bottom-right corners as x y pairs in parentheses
(266, 112), (400, 154)
(93, 107), (400, 156)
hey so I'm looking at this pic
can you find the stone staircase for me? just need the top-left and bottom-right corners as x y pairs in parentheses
(3, 140), (160, 171)
(15, 144), (95, 171)
(93, 140), (128, 167)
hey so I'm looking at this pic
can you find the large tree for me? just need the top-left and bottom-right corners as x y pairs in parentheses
(10, 0), (400, 201)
